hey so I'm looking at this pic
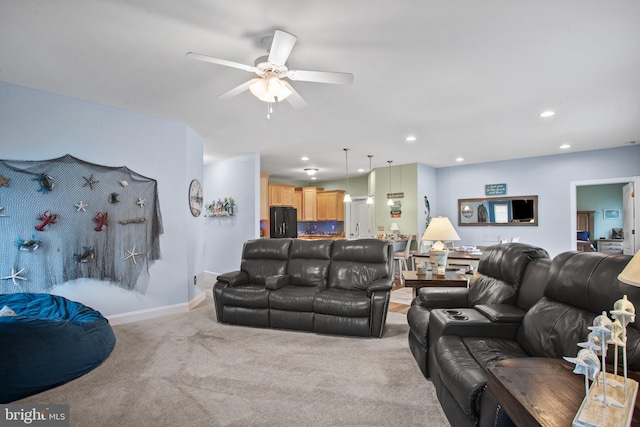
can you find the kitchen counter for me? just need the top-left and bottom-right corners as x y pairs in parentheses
(297, 234), (345, 240)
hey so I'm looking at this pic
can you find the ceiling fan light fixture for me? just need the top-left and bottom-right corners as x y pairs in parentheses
(249, 75), (292, 103)
(304, 168), (318, 176)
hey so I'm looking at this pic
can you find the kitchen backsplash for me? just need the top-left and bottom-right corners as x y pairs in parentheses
(298, 221), (344, 236)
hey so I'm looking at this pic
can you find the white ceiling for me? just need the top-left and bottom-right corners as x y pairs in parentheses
(2, 1), (639, 181)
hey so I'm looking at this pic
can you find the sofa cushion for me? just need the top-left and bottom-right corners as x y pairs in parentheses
(287, 239), (332, 287)
(221, 285), (270, 308)
(468, 243), (549, 307)
(328, 239), (391, 291)
(516, 296), (599, 360)
(240, 239), (291, 285)
(269, 285), (323, 312)
(462, 337), (528, 370)
(313, 288), (371, 317)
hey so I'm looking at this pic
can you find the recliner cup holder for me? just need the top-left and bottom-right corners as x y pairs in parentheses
(444, 310), (462, 315)
(448, 314), (469, 321)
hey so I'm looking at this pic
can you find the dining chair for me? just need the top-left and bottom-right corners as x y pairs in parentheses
(394, 234), (414, 284)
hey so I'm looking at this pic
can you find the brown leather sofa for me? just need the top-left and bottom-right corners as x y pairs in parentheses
(213, 238), (394, 337)
(430, 251), (638, 427)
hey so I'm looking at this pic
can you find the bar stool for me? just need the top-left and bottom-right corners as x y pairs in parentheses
(394, 234), (414, 284)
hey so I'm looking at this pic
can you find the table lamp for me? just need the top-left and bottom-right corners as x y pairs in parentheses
(389, 222), (399, 239)
(422, 216), (461, 276)
(618, 250), (640, 287)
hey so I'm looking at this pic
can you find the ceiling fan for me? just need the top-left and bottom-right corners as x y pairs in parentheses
(186, 30), (354, 110)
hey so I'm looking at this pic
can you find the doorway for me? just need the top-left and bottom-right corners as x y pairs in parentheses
(571, 176), (639, 255)
(346, 198), (374, 239)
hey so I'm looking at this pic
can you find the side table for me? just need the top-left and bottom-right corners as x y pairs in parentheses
(402, 270), (467, 297)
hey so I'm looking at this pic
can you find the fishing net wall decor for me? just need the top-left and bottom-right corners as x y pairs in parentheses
(0, 154), (163, 294)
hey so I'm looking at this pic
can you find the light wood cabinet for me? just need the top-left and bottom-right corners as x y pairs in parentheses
(317, 190), (345, 221)
(294, 190), (302, 221)
(576, 210), (595, 252)
(269, 184), (296, 207)
(260, 173), (270, 220)
(301, 187), (320, 221)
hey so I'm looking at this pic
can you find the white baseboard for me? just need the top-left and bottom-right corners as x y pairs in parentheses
(189, 291), (207, 310)
(107, 292), (207, 325)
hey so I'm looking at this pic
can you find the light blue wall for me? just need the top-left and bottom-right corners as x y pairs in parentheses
(203, 153), (260, 275)
(577, 184), (624, 239)
(417, 163), (438, 241)
(0, 81), (205, 316)
(435, 145), (640, 257)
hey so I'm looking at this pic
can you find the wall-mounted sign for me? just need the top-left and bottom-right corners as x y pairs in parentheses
(485, 183), (507, 196)
(387, 192), (404, 199)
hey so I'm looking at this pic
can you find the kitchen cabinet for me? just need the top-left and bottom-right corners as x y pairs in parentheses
(269, 184), (296, 207)
(260, 173), (270, 220)
(294, 189), (302, 221)
(317, 190), (345, 221)
(301, 187), (320, 221)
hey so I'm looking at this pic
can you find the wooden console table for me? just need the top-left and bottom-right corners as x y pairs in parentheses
(402, 270), (467, 297)
(487, 358), (584, 427)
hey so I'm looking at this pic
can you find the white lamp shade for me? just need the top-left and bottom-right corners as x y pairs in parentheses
(389, 223), (399, 231)
(366, 195), (374, 204)
(249, 76), (292, 103)
(387, 198), (394, 206)
(619, 250), (640, 287)
(343, 193), (352, 203)
(422, 216), (461, 242)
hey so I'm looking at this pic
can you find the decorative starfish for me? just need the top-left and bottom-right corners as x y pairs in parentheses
(82, 174), (99, 189)
(0, 174), (10, 188)
(0, 206), (7, 217)
(1, 267), (26, 287)
(75, 201), (88, 212)
(136, 197), (146, 207)
(125, 246), (141, 264)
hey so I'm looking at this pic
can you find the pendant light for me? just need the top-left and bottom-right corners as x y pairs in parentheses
(366, 155), (374, 204)
(387, 160), (394, 206)
(343, 148), (352, 203)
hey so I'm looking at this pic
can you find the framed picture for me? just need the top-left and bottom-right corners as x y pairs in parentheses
(612, 228), (623, 239)
(603, 209), (620, 220)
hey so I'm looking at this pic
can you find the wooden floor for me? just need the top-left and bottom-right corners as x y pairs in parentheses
(388, 279), (411, 315)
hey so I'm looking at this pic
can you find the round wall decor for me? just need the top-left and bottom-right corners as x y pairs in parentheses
(188, 179), (203, 217)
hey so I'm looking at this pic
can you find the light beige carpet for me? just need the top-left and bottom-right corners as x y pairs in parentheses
(17, 293), (448, 427)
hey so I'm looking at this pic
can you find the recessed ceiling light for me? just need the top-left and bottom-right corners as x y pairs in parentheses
(560, 144), (571, 149)
(406, 136), (416, 142)
(301, 156), (309, 161)
(456, 157), (464, 162)
(310, 176), (317, 180)
(539, 111), (555, 118)
(357, 168), (364, 173)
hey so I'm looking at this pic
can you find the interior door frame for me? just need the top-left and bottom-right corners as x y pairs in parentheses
(570, 176), (639, 253)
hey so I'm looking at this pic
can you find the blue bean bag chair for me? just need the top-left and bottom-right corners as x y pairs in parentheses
(0, 293), (116, 403)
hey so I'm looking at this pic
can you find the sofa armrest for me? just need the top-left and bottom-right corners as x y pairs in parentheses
(365, 278), (393, 295)
(417, 287), (469, 308)
(475, 304), (526, 323)
(265, 275), (290, 290)
(216, 271), (249, 287)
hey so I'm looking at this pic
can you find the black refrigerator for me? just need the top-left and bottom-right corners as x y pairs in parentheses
(270, 206), (298, 238)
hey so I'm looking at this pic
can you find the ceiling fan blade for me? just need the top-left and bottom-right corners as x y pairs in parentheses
(282, 81), (308, 109)
(267, 30), (297, 66)
(186, 52), (256, 72)
(218, 79), (255, 100)
(286, 69), (354, 85)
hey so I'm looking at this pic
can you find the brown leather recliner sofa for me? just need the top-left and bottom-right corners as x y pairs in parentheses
(213, 237), (394, 337)
(427, 250), (638, 427)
